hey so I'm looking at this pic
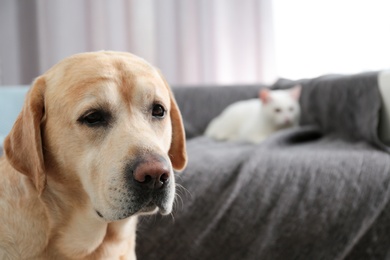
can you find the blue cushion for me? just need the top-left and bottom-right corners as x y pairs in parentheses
(0, 86), (29, 145)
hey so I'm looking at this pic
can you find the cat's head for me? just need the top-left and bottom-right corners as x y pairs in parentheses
(259, 85), (301, 129)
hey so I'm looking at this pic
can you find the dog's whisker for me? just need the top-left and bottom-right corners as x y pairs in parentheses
(173, 196), (183, 213)
(168, 212), (176, 223)
(176, 183), (193, 199)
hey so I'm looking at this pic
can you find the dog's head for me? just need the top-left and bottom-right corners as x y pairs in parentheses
(4, 51), (187, 221)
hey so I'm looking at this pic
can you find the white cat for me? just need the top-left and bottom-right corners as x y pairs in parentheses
(204, 85), (301, 143)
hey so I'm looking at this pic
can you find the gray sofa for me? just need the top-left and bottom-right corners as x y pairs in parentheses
(137, 72), (390, 260)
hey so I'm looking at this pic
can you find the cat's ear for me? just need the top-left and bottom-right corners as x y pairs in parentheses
(290, 85), (302, 100)
(259, 89), (271, 104)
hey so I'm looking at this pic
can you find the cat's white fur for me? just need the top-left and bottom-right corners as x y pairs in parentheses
(205, 85), (301, 143)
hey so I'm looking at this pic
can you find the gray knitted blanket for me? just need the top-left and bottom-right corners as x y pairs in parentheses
(137, 72), (390, 259)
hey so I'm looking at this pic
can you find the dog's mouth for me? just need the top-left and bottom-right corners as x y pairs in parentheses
(138, 201), (159, 214)
(95, 201), (168, 221)
(142, 198), (175, 215)
(96, 188), (174, 221)
(134, 193), (174, 216)
(95, 201), (157, 220)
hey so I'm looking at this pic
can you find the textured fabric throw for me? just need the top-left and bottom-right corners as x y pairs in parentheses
(137, 72), (390, 260)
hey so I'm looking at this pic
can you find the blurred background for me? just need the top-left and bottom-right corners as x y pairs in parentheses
(1, 0), (390, 86)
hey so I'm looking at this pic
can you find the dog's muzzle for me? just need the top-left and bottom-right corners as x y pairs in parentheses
(126, 153), (175, 215)
(96, 153), (175, 221)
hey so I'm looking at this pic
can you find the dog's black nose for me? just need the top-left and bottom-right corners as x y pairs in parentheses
(132, 156), (171, 190)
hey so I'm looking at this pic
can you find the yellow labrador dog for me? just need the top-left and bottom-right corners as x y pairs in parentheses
(0, 51), (187, 259)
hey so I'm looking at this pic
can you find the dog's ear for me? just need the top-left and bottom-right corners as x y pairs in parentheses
(168, 91), (188, 171)
(157, 71), (187, 171)
(4, 77), (46, 194)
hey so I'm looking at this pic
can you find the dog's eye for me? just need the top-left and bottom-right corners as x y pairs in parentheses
(81, 111), (107, 126)
(152, 104), (166, 119)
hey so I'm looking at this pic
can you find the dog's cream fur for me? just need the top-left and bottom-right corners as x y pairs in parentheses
(0, 51), (187, 259)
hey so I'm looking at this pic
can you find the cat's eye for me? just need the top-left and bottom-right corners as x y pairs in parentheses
(274, 108), (281, 113)
(152, 104), (166, 119)
(289, 107), (294, 112)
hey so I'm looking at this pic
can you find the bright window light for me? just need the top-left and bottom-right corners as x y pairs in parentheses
(272, 0), (390, 80)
